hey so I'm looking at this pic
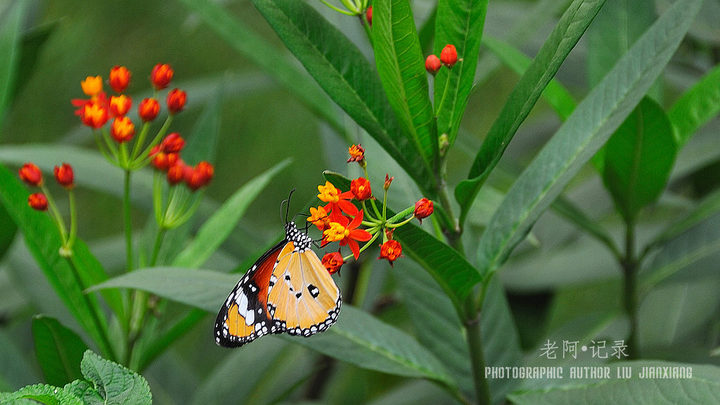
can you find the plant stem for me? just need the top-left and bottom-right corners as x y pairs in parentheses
(123, 170), (134, 271)
(622, 220), (639, 359)
(465, 298), (491, 405)
(150, 227), (167, 267)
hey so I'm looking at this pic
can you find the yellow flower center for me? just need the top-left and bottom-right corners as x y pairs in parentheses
(324, 222), (349, 242)
(308, 206), (329, 225)
(317, 181), (340, 203)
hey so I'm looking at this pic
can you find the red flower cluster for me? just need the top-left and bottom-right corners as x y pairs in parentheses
(312, 181), (371, 260)
(425, 44), (459, 75)
(150, 133), (213, 191)
(19, 162), (76, 210)
(73, 64), (186, 133)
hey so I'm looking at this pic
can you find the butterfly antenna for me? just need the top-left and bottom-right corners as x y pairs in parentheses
(285, 189), (295, 224)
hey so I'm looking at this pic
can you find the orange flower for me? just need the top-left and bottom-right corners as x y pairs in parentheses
(19, 163), (43, 186)
(160, 132), (185, 153)
(322, 251), (344, 275)
(379, 239), (402, 266)
(151, 63), (174, 89)
(167, 161), (186, 185)
(150, 146), (178, 171)
(350, 177), (372, 200)
(28, 193), (48, 211)
(317, 181), (358, 220)
(383, 173), (394, 190)
(138, 98), (160, 121)
(322, 211), (371, 259)
(347, 144), (365, 163)
(81, 76), (103, 97)
(109, 95), (132, 117)
(414, 198), (433, 223)
(110, 116), (135, 143)
(440, 44), (458, 68)
(307, 206), (331, 231)
(80, 100), (109, 129)
(185, 161), (214, 191)
(167, 88), (187, 114)
(425, 55), (441, 75)
(53, 163), (74, 189)
(109, 66), (131, 93)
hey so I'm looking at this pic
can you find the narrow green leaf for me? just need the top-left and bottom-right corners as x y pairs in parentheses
(551, 196), (621, 258)
(483, 36), (576, 120)
(641, 213), (720, 290)
(508, 361), (720, 404)
(90, 267), (456, 388)
(475, 0), (702, 276)
(0, 204), (16, 261)
(434, 0), (488, 146)
(373, 0), (437, 168)
(180, 91), (221, 166)
(456, 0), (606, 225)
(0, 0), (26, 127)
(602, 97), (677, 222)
(668, 63), (720, 147)
(32, 316), (88, 387)
(249, 0), (435, 194)
(0, 164), (113, 358)
(78, 350), (152, 405)
(177, 0), (346, 136)
(173, 159), (290, 268)
(0, 384), (82, 405)
(648, 188), (720, 250)
(7, 22), (57, 107)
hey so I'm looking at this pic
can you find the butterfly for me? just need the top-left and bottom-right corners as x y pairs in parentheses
(214, 213), (341, 347)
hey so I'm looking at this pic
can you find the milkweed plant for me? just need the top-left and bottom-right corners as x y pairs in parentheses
(1, 0), (720, 404)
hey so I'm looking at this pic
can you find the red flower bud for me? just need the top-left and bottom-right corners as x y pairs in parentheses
(350, 177), (372, 200)
(379, 239), (402, 266)
(28, 193), (48, 211)
(440, 44), (458, 68)
(383, 173), (394, 190)
(138, 98), (160, 121)
(185, 161), (214, 191)
(322, 251), (344, 275)
(81, 100), (109, 129)
(347, 144), (365, 163)
(166, 88), (187, 114)
(151, 63), (174, 90)
(150, 146), (179, 171)
(414, 198), (433, 223)
(110, 116), (135, 143)
(425, 55), (441, 75)
(19, 163), (43, 186)
(160, 132), (185, 153)
(109, 95), (132, 117)
(366, 6), (372, 26)
(167, 161), (186, 185)
(109, 66), (131, 93)
(53, 163), (74, 189)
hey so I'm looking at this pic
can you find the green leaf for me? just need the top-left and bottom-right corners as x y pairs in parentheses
(77, 350), (151, 405)
(90, 267), (456, 388)
(32, 316), (88, 387)
(0, 0), (26, 127)
(250, 0), (435, 194)
(433, 0), (488, 146)
(177, 0), (347, 138)
(587, 0), (657, 89)
(0, 164), (113, 358)
(602, 97), (677, 222)
(8, 22), (57, 110)
(483, 36), (576, 120)
(475, 0), (702, 277)
(641, 213), (720, 290)
(0, 204), (16, 261)
(648, 188), (720, 250)
(173, 159), (290, 268)
(0, 384), (82, 405)
(373, 0), (437, 169)
(456, 0), (606, 225)
(508, 361), (720, 404)
(668, 63), (720, 147)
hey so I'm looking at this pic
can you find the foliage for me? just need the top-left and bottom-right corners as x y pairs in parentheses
(1, 0), (720, 404)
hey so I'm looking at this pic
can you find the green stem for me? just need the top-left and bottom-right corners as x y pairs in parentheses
(622, 220), (639, 359)
(343, 229), (381, 262)
(464, 297), (491, 405)
(131, 122), (151, 160)
(67, 190), (77, 249)
(138, 115), (174, 161)
(150, 228), (167, 267)
(435, 71), (452, 116)
(123, 170), (134, 271)
(40, 185), (68, 243)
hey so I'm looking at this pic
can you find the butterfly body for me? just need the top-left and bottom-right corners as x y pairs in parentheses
(215, 222), (341, 347)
